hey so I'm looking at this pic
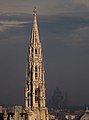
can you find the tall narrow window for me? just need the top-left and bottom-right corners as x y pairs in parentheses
(38, 48), (40, 55)
(39, 66), (40, 77)
(35, 48), (37, 55)
(35, 88), (39, 102)
(35, 66), (38, 78)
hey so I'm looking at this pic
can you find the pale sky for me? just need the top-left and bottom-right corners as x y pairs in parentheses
(0, 0), (89, 15)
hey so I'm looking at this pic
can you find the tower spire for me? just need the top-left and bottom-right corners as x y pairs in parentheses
(31, 6), (40, 45)
(33, 6), (37, 28)
(25, 7), (49, 120)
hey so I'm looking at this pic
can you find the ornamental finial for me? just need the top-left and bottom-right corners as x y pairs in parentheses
(33, 6), (37, 15)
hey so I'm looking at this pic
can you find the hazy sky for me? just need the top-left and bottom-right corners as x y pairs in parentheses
(0, 0), (89, 106)
(0, 0), (89, 14)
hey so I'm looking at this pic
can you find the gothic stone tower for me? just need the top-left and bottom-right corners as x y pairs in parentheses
(25, 7), (49, 120)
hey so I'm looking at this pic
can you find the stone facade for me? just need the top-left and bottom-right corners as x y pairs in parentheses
(0, 106), (26, 120)
(0, 7), (49, 120)
(24, 7), (49, 120)
(80, 107), (89, 120)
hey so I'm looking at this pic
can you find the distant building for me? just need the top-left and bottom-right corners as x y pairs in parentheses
(0, 106), (25, 120)
(65, 115), (75, 120)
(0, 7), (49, 120)
(80, 107), (89, 120)
(49, 114), (56, 120)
